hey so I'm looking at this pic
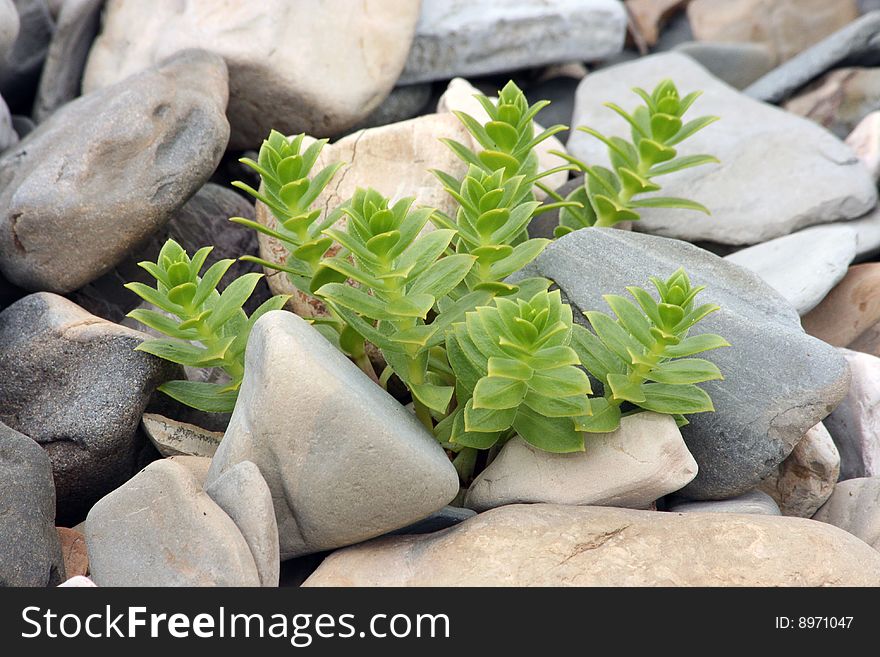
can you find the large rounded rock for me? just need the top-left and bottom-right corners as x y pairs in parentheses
(86, 458), (261, 586)
(82, 0), (420, 148)
(465, 412), (697, 512)
(0, 421), (65, 587)
(304, 504), (880, 586)
(205, 311), (460, 560)
(0, 293), (178, 523)
(567, 53), (877, 245)
(512, 228), (850, 499)
(0, 49), (230, 293)
(813, 477), (880, 551)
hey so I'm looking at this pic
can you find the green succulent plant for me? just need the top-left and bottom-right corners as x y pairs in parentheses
(572, 268), (729, 432)
(125, 239), (289, 412)
(550, 79), (719, 234)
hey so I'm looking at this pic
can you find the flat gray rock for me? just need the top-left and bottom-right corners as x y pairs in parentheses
(205, 311), (460, 560)
(465, 412), (697, 512)
(32, 0), (103, 121)
(724, 224), (858, 314)
(86, 458), (261, 587)
(567, 53), (877, 245)
(0, 421), (65, 586)
(675, 41), (775, 90)
(747, 12), (880, 104)
(399, 0), (626, 84)
(0, 293), (178, 523)
(668, 489), (781, 516)
(814, 476), (880, 550)
(0, 49), (230, 293)
(515, 229), (850, 499)
(205, 460), (279, 587)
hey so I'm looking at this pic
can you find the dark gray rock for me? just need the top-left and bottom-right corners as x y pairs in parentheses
(0, 421), (65, 586)
(9, 112), (31, 136)
(0, 293), (179, 524)
(0, 0), (53, 108)
(33, 0), (103, 121)
(676, 41), (775, 90)
(526, 75), (579, 131)
(0, 49), (230, 294)
(86, 458), (261, 586)
(350, 83), (432, 132)
(389, 506), (476, 536)
(746, 11), (880, 104)
(515, 229), (850, 499)
(72, 183), (264, 322)
(205, 311), (460, 560)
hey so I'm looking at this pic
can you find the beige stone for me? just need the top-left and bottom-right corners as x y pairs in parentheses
(304, 504), (880, 586)
(814, 477), (880, 551)
(687, 0), (859, 64)
(464, 413), (697, 512)
(436, 77), (568, 198)
(83, 0), (420, 148)
(802, 263), (880, 346)
(846, 111), (880, 182)
(57, 527), (89, 578)
(141, 413), (223, 458)
(625, 0), (690, 47)
(784, 68), (880, 139)
(759, 423), (840, 518)
(255, 113), (470, 314)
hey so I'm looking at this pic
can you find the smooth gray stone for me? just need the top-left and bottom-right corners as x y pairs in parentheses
(0, 0), (53, 107)
(814, 476), (880, 550)
(205, 460), (280, 587)
(513, 228), (851, 499)
(388, 506), (476, 536)
(0, 0), (19, 63)
(0, 91), (15, 151)
(0, 49), (230, 294)
(746, 11), (880, 104)
(205, 311), (460, 560)
(567, 53), (877, 245)
(33, 0), (103, 121)
(86, 458), (261, 587)
(350, 83), (432, 132)
(0, 421), (65, 586)
(676, 41), (775, 90)
(668, 489), (782, 516)
(0, 292), (178, 523)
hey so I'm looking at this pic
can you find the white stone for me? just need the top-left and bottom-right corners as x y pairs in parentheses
(205, 311), (460, 560)
(58, 575), (96, 587)
(724, 224), (858, 314)
(759, 423), (841, 518)
(567, 53), (877, 245)
(464, 412), (698, 512)
(814, 476), (880, 551)
(824, 348), (880, 480)
(668, 489), (781, 515)
(399, 0), (626, 84)
(83, 0), (420, 148)
(141, 413), (223, 458)
(436, 77), (568, 199)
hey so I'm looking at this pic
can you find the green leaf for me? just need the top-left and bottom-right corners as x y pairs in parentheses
(207, 272), (263, 331)
(487, 357), (533, 381)
(193, 258), (235, 308)
(157, 380), (238, 413)
(489, 239), (550, 280)
(409, 254), (475, 299)
(649, 154), (719, 177)
(570, 323), (625, 382)
(522, 390), (591, 418)
(639, 383), (715, 414)
(409, 382), (454, 414)
(663, 333), (730, 358)
(464, 399), (517, 433)
(647, 358), (723, 385)
(513, 406), (584, 453)
(472, 376), (528, 410)
(603, 294), (653, 347)
(606, 372), (647, 403)
(135, 339), (210, 368)
(668, 115), (719, 146)
(585, 311), (642, 363)
(126, 308), (198, 340)
(450, 409), (502, 449)
(529, 366), (592, 397)
(629, 197), (710, 214)
(124, 282), (183, 316)
(576, 397), (621, 433)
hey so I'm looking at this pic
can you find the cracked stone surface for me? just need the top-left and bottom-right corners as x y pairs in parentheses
(567, 53), (877, 245)
(254, 113), (470, 316)
(0, 49), (230, 293)
(205, 311), (460, 560)
(303, 504), (880, 586)
(0, 293), (179, 524)
(464, 413), (697, 512)
(513, 229), (851, 499)
(83, 0), (420, 148)
(86, 458), (261, 586)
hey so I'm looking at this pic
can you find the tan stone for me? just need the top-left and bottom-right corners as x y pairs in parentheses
(625, 0), (690, 46)
(57, 527), (89, 578)
(784, 68), (880, 139)
(801, 263), (880, 346)
(759, 423), (840, 517)
(304, 504), (880, 586)
(846, 111), (880, 182)
(464, 412), (697, 512)
(141, 413), (223, 458)
(687, 0), (859, 63)
(255, 113), (470, 315)
(814, 477), (880, 551)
